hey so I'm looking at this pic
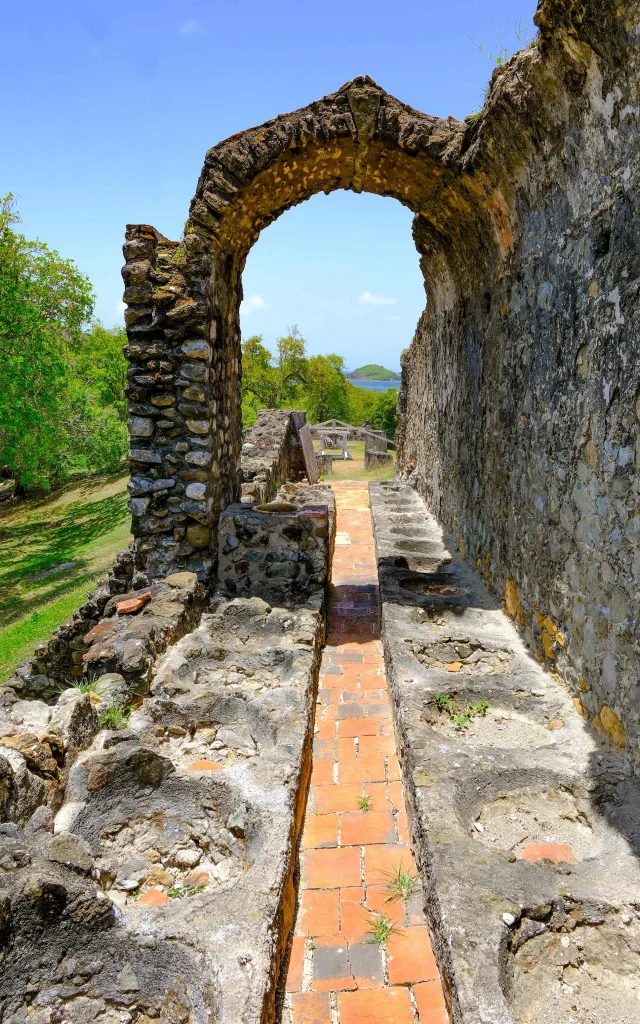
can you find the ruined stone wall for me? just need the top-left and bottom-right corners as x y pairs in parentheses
(123, 225), (240, 582)
(397, 0), (640, 766)
(240, 408), (307, 504)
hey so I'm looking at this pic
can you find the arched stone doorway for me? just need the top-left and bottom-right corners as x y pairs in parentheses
(122, 76), (514, 581)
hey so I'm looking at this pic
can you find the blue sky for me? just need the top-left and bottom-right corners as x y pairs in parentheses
(2, 0), (537, 372)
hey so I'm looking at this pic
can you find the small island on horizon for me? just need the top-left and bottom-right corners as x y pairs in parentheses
(347, 363), (401, 381)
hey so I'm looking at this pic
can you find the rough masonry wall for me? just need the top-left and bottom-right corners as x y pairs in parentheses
(240, 409), (307, 504)
(397, 0), (640, 766)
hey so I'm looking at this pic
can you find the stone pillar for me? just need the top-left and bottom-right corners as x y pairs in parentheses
(317, 454), (333, 476)
(364, 429), (388, 454)
(122, 223), (240, 583)
(364, 450), (393, 471)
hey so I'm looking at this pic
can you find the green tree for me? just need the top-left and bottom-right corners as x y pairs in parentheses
(368, 387), (398, 440)
(0, 194), (94, 490)
(241, 334), (279, 408)
(302, 354), (350, 422)
(276, 326), (308, 406)
(70, 323), (128, 420)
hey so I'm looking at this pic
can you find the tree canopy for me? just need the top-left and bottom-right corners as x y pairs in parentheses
(0, 195), (128, 492)
(241, 327), (398, 438)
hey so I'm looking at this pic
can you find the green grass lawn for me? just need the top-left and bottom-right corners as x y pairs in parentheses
(0, 473), (130, 682)
(318, 440), (396, 481)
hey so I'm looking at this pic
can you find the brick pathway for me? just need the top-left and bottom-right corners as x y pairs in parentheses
(284, 482), (449, 1024)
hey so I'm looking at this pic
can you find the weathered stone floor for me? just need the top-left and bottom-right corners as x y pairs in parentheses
(284, 481), (449, 1024)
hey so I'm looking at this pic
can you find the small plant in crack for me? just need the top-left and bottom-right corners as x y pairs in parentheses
(367, 912), (398, 945)
(358, 795), (373, 812)
(434, 693), (488, 730)
(98, 706), (131, 731)
(58, 675), (99, 695)
(166, 884), (206, 899)
(434, 692), (457, 715)
(384, 862), (420, 903)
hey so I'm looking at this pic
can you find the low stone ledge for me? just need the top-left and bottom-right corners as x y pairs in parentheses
(0, 589), (326, 1024)
(369, 481), (640, 1024)
(6, 546), (140, 700)
(217, 484), (335, 608)
(240, 409), (307, 504)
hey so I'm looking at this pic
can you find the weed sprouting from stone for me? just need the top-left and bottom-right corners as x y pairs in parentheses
(367, 912), (398, 945)
(358, 795), (373, 812)
(384, 862), (420, 903)
(166, 884), (206, 899)
(59, 676), (100, 695)
(98, 705), (131, 730)
(434, 693), (488, 730)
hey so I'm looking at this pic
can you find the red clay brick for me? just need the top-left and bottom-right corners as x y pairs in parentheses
(365, 884), (405, 927)
(359, 675), (385, 689)
(302, 814), (339, 850)
(337, 718), (381, 738)
(290, 992), (331, 1024)
(363, 782), (391, 809)
(315, 718), (336, 739)
(358, 735), (396, 758)
(300, 888), (340, 937)
(311, 783), (363, 815)
(386, 926), (439, 985)
(340, 895), (375, 943)
(286, 935), (305, 992)
(318, 687), (340, 705)
(338, 987), (413, 1024)
(406, 888), (426, 926)
(187, 759), (223, 771)
(386, 754), (402, 781)
(341, 810), (396, 846)
(347, 941), (383, 988)
(387, 781), (405, 810)
(337, 738), (358, 761)
(413, 980), (449, 1023)
(518, 842), (576, 864)
(364, 844), (416, 885)
(396, 809), (410, 844)
(311, 760), (334, 786)
(313, 737), (336, 760)
(304, 847), (361, 889)
(338, 754), (386, 784)
(312, 934), (356, 991)
(138, 888), (168, 906)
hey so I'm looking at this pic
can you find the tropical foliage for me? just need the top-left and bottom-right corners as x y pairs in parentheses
(241, 328), (398, 439)
(0, 195), (128, 492)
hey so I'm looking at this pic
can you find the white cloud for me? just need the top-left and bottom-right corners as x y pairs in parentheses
(240, 294), (266, 316)
(116, 300), (126, 314)
(358, 291), (398, 306)
(384, 314), (401, 322)
(179, 19), (203, 36)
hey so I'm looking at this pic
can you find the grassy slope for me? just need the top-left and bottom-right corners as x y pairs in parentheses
(0, 473), (130, 681)
(319, 441), (396, 481)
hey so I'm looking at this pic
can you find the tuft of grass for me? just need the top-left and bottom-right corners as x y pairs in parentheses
(98, 705), (130, 731)
(384, 862), (420, 903)
(367, 912), (398, 945)
(166, 884), (206, 899)
(58, 675), (99, 695)
(358, 795), (373, 813)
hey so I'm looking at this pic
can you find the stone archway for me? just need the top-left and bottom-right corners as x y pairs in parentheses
(123, 0), (640, 767)
(122, 76), (514, 582)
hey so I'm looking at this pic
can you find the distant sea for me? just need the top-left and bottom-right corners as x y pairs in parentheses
(349, 379), (400, 392)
